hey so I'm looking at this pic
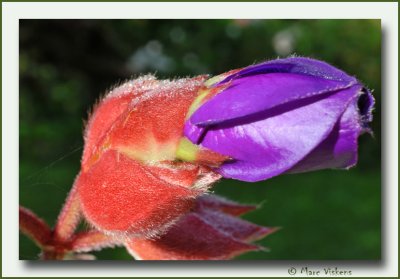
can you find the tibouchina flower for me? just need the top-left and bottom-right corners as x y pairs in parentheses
(184, 57), (374, 182)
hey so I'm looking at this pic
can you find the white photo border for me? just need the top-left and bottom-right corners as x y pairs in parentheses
(2, 1), (398, 277)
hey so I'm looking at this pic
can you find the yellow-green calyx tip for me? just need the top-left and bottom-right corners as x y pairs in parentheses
(186, 89), (211, 119)
(204, 74), (224, 88)
(176, 138), (200, 162)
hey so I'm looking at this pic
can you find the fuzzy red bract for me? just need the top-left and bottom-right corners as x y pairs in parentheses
(77, 76), (225, 238)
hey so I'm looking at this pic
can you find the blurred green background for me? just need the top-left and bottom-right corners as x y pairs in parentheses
(19, 19), (381, 260)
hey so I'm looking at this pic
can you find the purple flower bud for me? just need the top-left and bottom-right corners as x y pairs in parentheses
(184, 57), (374, 182)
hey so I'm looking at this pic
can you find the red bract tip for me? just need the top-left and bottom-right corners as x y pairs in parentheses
(195, 194), (258, 216)
(19, 206), (52, 248)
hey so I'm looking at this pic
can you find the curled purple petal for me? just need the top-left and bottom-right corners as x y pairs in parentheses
(195, 85), (362, 182)
(183, 120), (207, 144)
(184, 57), (374, 182)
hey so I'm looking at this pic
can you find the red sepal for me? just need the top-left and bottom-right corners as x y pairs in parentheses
(126, 195), (277, 260)
(126, 212), (259, 260)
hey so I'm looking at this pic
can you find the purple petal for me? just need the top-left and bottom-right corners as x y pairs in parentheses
(217, 57), (357, 85)
(193, 85), (362, 182)
(289, 88), (375, 173)
(190, 73), (356, 126)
